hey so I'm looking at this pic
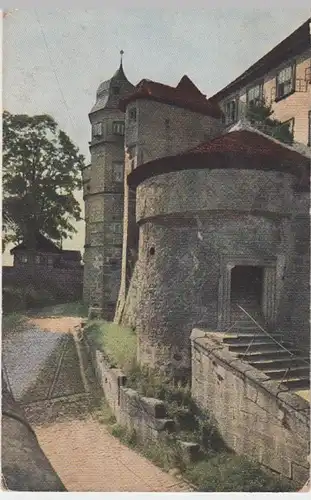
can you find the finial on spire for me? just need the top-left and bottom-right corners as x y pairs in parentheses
(120, 50), (124, 65)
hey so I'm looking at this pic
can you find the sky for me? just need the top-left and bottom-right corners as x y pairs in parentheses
(2, 7), (311, 264)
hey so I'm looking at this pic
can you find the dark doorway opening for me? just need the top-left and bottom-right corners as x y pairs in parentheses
(230, 265), (263, 310)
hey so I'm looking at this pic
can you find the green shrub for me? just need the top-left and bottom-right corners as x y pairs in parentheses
(126, 364), (225, 453)
(140, 435), (185, 472)
(184, 454), (295, 492)
(2, 286), (26, 313)
(36, 302), (88, 317)
(2, 312), (26, 337)
(111, 424), (137, 447)
(24, 286), (55, 309)
(84, 320), (137, 371)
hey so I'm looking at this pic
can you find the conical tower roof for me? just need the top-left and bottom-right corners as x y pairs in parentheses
(90, 52), (134, 114)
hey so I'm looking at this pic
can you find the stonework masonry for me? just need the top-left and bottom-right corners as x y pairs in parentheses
(83, 63), (134, 319)
(115, 98), (223, 321)
(85, 27), (310, 376)
(191, 330), (310, 486)
(119, 165), (309, 375)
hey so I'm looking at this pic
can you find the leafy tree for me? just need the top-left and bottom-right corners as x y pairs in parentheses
(246, 101), (294, 145)
(2, 111), (85, 248)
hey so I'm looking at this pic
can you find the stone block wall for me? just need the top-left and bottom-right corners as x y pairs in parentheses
(120, 166), (309, 374)
(126, 99), (223, 167)
(191, 329), (310, 486)
(2, 265), (83, 302)
(115, 98), (223, 321)
(85, 336), (175, 443)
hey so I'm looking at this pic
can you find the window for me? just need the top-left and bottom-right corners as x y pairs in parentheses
(112, 222), (122, 234)
(20, 255), (28, 264)
(112, 86), (120, 95)
(308, 111), (311, 147)
(113, 162), (124, 182)
(276, 64), (295, 100)
(112, 121), (125, 135)
(224, 99), (237, 124)
(93, 122), (102, 137)
(47, 256), (54, 266)
(246, 83), (263, 107)
(35, 255), (41, 264)
(129, 108), (137, 122)
(127, 145), (137, 170)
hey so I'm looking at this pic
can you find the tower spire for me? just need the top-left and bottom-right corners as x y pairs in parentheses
(120, 49), (124, 67)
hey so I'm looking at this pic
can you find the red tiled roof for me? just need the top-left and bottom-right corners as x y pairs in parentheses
(184, 130), (309, 164)
(119, 76), (222, 119)
(176, 75), (205, 96)
(127, 130), (309, 188)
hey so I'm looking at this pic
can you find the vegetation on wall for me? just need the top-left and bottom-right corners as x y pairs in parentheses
(84, 321), (137, 370)
(85, 319), (295, 492)
(246, 101), (294, 145)
(2, 111), (85, 250)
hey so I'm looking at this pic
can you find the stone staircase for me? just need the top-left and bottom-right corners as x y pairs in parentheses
(223, 302), (310, 392)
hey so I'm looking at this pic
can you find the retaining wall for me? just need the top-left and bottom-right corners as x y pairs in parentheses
(2, 265), (83, 302)
(86, 337), (174, 442)
(191, 329), (310, 486)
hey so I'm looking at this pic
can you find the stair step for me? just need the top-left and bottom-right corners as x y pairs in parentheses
(230, 323), (262, 328)
(229, 341), (292, 353)
(224, 334), (284, 344)
(238, 349), (302, 360)
(283, 378), (310, 391)
(247, 357), (310, 369)
(264, 366), (310, 379)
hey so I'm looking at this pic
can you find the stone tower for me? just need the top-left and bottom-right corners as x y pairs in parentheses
(83, 55), (134, 319)
(116, 76), (309, 377)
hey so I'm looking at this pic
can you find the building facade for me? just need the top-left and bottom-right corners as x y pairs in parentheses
(84, 20), (310, 376)
(210, 18), (311, 146)
(83, 60), (134, 319)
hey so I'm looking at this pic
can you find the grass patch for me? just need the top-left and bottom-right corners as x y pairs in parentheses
(127, 363), (225, 452)
(2, 312), (27, 338)
(92, 398), (117, 427)
(84, 320), (136, 371)
(184, 454), (295, 492)
(33, 301), (88, 318)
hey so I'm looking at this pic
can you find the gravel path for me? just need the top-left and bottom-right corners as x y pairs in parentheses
(34, 417), (189, 492)
(4, 315), (190, 492)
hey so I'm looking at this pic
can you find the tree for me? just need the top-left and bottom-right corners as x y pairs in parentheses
(2, 111), (85, 248)
(246, 101), (294, 145)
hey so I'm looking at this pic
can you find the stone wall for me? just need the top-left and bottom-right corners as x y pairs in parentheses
(115, 98), (223, 321)
(191, 329), (310, 486)
(2, 265), (83, 302)
(126, 99), (223, 166)
(121, 166), (309, 374)
(84, 108), (127, 314)
(86, 337), (174, 442)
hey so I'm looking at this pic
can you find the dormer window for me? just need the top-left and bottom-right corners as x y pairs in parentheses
(112, 86), (120, 95)
(129, 108), (137, 122)
(276, 64), (295, 100)
(224, 99), (238, 125)
(93, 122), (102, 137)
(246, 83), (264, 107)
